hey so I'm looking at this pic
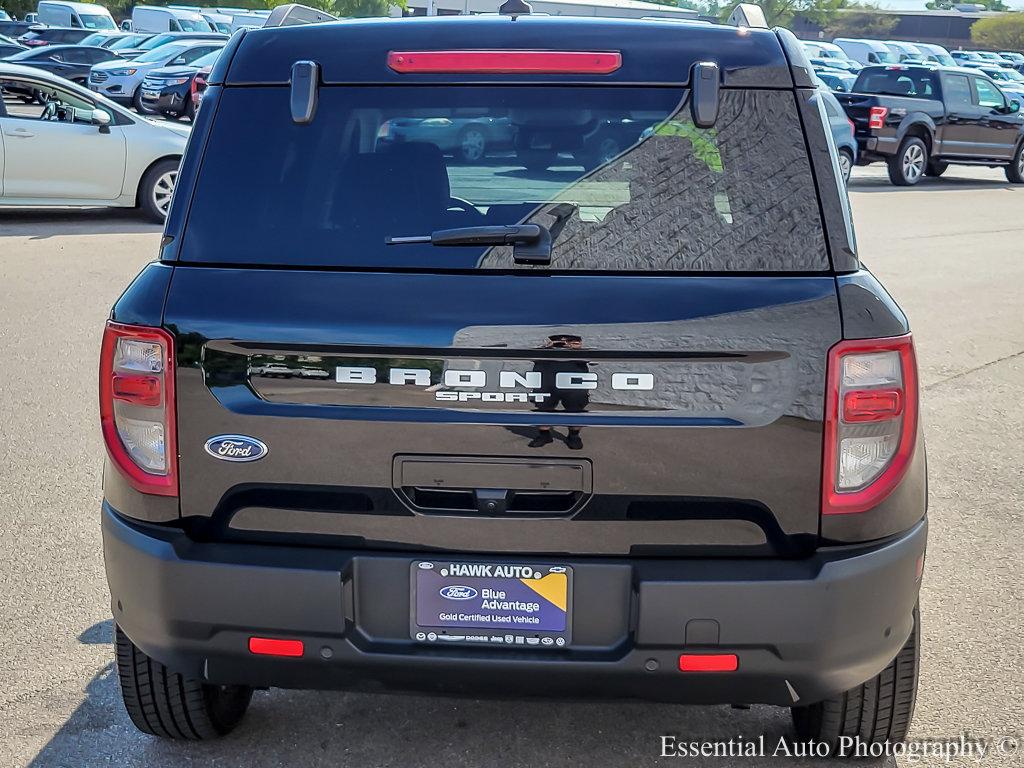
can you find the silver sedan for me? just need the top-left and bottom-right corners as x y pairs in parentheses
(0, 63), (189, 221)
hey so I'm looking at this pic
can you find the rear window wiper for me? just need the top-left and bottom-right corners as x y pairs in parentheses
(386, 224), (551, 264)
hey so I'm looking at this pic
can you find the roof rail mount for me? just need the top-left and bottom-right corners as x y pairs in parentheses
(728, 3), (768, 29)
(690, 61), (720, 129)
(499, 0), (533, 17)
(290, 60), (319, 125)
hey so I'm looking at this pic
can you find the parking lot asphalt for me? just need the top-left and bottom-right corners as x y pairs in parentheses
(1, 165), (1022, 767)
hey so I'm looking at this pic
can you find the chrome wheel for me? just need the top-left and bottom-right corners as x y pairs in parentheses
(152, 170), (177, 218)
(459, 128), (486, 163)
(838, 151), (852, 183)
(1018, 147), (1024, 176)
(902, 143), (925, 183)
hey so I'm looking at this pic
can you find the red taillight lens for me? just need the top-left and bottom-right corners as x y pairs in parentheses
(99, 321), (177, 497)
(848, 117), (856, 135)
(387, 50), (622, 75)
(678, 654), (739, 672)
(868, 106), (889, 130)
(249, 637), (304, 657)
(823, 335), (917, 515)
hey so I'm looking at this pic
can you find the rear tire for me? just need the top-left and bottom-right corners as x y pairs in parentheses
(887, 137), (928, 186)
(115, 625), (253, 740)
(925, 160), (948, 177)
(1005, 142), (1024, 183)
(791, 605), (920, 753)
(838, 148), (853, 183)
(138, 158), (179, 223)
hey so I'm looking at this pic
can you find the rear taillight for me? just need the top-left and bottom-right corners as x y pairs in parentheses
(823, 335), (917, 515)
(848, 117), (856, 135)
(387, 50), (622, 75)
(99, 321), (177, 496)
(868, 106), (889, 130)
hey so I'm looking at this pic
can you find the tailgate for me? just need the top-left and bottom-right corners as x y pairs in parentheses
(165, 268), (840, 557)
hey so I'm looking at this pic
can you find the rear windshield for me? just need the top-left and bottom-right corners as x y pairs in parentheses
(183, 86), (829, 272)
(854, 68), (939, 98)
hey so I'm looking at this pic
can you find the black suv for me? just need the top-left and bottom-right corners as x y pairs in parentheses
(100, 9), (927, 750)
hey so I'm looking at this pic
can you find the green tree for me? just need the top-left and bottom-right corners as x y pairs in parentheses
(972, 12), (1024, 50)
(822, 3), (897, 39)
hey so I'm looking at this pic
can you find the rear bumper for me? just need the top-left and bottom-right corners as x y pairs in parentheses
(103, 504), (926, 706)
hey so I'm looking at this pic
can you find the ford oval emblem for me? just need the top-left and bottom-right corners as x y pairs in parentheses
(204, 435), (268, 463)
(439, 585), (478, 601)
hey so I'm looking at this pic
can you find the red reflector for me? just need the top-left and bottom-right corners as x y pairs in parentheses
(111, 374), (162, 407)
(868, 106), (889, 130)
(248, 637), (304, 657)
(387, 50), (622, 75)
(678, 654), (738, 672)
(842, 388), (903, 422)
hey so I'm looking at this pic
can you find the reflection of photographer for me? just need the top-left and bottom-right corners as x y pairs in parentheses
(531, 335), (588, 450)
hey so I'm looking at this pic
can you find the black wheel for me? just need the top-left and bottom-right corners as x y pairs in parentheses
(886, 137), (928, 186)
(838, 148), (853, 183)
(115, 625), (252, 739)
(925, 160), (948, 177)
(791, 605), (919, 752)
(132, 88), (152, 114)
(1005, 142), (1024, 183)
(457, 125), (487, 163)
(138, 158), (179, 223)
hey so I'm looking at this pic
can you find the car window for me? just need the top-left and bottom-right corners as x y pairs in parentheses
(175, 45), (219, 65)
(943, 74), (972, 108)
(136, 43), (189, 63)
(974, 78), (1004, 109)
(855, 69), (938, 98)
(185, 86), (829, 272)
(0, 78), (98, 124)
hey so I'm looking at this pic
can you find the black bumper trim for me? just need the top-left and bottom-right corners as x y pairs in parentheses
(103, 504), (926, 706)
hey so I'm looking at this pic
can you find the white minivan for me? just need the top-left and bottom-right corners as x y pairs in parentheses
(832, 38), (898, 66)
(131, 5), (213, 33)
(36, 1), (116, 29)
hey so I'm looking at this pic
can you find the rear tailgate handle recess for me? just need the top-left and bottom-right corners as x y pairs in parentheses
(290, 60), (319, 125)
(690, 61), (720, 129)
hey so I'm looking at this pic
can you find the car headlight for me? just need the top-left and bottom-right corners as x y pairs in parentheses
(165, 77), (189, 86)
(108, 68), (138, 77)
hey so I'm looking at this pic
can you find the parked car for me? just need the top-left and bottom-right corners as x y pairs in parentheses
(106, 32), (156, 54)
(0, 31), (25, 57)
(190, 58), (211, 112)
(132, 6), (213, 34)
(809, 56), (860, 73)
(109, 30), (226, 59)
(883, 41), (925, 63)
(815, 69), (856, 93)
(914, 42), (955, 67)
(23, 12), (37, 23)
(977, 65), (1024, 101)
(997, 51), (1024, 72)
(89, 38), (224, 112)
(3, 45), (121, 89)
(79, 31), (135, 49)
(17, 27), (94, 47)
(951, 50), (983, 64)
(36, 0), (115, 29)
(812, 83), (857, 181)
(0, 62), (188, 220)
(801, 40), (852, 65)
(378, 116), (514, 163)
(833, 38), (897, 65)
(837, 64), (1024, 184)
(139, 46), (219, 120)
(101, 14), (927, 750)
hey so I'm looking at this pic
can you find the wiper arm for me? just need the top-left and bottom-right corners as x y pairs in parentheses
(386, 224), (552, 265)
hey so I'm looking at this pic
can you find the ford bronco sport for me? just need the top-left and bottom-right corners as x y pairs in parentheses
(100, 5), (927, 748)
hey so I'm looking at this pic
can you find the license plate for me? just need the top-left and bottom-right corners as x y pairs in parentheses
(411, 561), (572, 649)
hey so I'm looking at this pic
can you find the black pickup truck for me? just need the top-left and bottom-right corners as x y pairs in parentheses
(100, 6), (927, 752)
(837, 64), (1024, 184)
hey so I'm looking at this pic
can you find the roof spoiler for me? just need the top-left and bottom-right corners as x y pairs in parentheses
(726, 3), (768, 28)
(263, 3), (337, 27)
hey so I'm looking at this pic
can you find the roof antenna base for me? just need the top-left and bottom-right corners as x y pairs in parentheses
(499, 0), (533, 18)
